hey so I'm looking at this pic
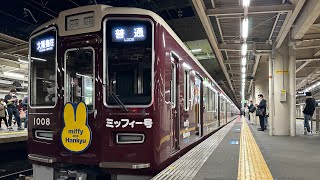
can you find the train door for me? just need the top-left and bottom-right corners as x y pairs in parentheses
(62, 46), (98, 161)
(195, 75), (203, 136)
(170, 54), (180, 152)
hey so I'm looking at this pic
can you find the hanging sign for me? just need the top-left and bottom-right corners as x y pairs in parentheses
(275, 70), (288, 74)
(61, 102), (92, 153)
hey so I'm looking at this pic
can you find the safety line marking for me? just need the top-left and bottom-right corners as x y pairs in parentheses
(238, 117), (273, 180)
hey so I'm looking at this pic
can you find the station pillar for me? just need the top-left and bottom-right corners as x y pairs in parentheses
(254, 59), (269, 126)
(270, 36), (296, 136)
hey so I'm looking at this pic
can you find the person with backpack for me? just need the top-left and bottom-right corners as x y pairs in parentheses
(0, 98), (8, 130)
(256, 94), (267, 131)
(4, 89), (23, 130)
(248, 100), (256, 124)
(303, 92), (316, 135)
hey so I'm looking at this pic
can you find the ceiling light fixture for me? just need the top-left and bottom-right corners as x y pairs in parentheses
(241, 67), (246, 73)
(191, 49), (202, 53)
(242, 73), (245, 79)
(31, 57), (47, 61)
(243, 0), (250, 7)
(18, 57), (28, 64)
(242, 18), (248, 39)
(241, 43), (247, 56)
(3, 72), (25, 78)
(241, 57), (247, 66)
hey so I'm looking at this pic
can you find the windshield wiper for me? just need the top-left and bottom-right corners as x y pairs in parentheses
(106, 85), (128, 112)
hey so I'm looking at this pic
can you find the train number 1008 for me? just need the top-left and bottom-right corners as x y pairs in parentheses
(33, 118), (51, 126)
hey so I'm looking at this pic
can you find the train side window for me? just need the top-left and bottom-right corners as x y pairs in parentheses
(212, 91), (216, 111)
(184, 70), (190, 111)
(208, 89), (213, 112)
(170, 63), (176, 108)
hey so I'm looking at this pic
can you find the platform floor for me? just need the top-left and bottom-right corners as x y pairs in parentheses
(154, 117), (320, 180)
(0, 122), (27, 143)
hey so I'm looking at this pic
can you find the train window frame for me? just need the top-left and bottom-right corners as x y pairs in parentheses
(29, 26), (58, 109)
(63, 47), (95, 114)
(102, 17), (155, 108)
(212, 90), (216, 112)
(207, 88), (214, 112)
(184, 69), (190, 111)
(170, 62), (177, 109)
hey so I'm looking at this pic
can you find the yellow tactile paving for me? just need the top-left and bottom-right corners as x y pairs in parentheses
(238, 118), (273, 180)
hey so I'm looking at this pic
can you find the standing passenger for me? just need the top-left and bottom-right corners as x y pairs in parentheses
(248, 100), (255, 124)
(303, 92), (316, 135)
(4, 89), (23, 130)
(0, 98), (8, 130)
(256, 94), (267, 131)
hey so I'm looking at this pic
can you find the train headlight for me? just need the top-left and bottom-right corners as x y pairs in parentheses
(35, 130), (53, 141)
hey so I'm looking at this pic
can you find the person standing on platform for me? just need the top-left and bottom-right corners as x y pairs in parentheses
(4, 89), (23, 131)
(245, 105), (249, 120)
(256, 94), (267, 131)
(248, 100), (256, 124)
(0, 98), (8, 130)
(303, 92), (316, 135)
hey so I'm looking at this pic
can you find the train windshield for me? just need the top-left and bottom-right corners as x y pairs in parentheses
(29, 28), (57, 107)
(105, 20), (152, 106)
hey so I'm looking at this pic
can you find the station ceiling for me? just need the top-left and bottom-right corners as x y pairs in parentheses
(1, 0), (320, 105)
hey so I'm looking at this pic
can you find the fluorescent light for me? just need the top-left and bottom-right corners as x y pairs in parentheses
(191, 49), (202, 53)
(241, 43), (247, 56)
(242, 18), (248, 39)
(76, 73), (91, 78)
(31, 57), (47, 61)
(0, 80), (13, 85)
(18, 57), (28, 64)
(242, 73), (245, 79)
(241, 67), (246, 73)
(3, 72), (25, 78)
(241, 57), (247, 66)
(243, 0), (250, 7)
(242, 78), (245, 83)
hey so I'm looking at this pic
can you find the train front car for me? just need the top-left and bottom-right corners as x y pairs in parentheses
(28, 5), (161, 179)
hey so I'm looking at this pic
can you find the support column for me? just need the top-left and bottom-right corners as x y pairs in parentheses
(254, 60), (269, 127)
(269, 54), (274, 136)
(272, 35), (295, 135)
(289, 44), (296, 136)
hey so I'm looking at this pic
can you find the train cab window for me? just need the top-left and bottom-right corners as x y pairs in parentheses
(30, 28), (57, 107)
(65, 48), (94, 112)
(184, 70), (190, 111)
(105, 20), (152, 106)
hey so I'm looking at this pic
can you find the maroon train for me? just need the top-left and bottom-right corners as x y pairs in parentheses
(27, 5), (239, 179)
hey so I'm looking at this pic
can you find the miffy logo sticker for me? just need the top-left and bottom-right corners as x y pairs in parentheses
(61, 102), (92, 152)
